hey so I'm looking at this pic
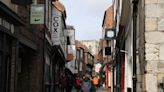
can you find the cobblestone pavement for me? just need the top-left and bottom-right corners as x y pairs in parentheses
(97, 87), (109, 92)
(72, 87), (109, 92)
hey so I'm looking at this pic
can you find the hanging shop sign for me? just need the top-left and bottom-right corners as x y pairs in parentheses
(67, 29), (75, 45)
(51, 7), (67, 58)
(30, 4), (44, 24)
(51, 16), (60, 44)
(51, 7), (62, 45)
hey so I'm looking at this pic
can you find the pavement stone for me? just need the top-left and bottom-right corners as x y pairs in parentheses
(71, 87), (109, 92)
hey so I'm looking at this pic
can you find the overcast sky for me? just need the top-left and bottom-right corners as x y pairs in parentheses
(60, 0), (112, 40)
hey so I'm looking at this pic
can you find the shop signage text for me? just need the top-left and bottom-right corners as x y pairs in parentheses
(30, 4), (44, 24)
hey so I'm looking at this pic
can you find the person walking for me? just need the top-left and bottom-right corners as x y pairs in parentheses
(92, 76), (99, 90)
(81, 73), (92, 92)
(65, 70), (74, 92)
(75, 75), (82, 92)
(102, 73), (106, 88)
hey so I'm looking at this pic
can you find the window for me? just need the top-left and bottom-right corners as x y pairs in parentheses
(44, 54), (51, 92)
(0, 32), (11, 92)
(17, 58), (22, 73)
(0, 32), (3, 50)
(0, 52), (2, 67)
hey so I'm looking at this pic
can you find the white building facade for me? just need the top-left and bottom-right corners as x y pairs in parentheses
(81, 40), (99, 56)
(113, 0), (164, 92)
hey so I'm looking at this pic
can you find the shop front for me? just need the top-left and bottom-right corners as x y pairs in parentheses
(52, 46), (66, 92)
(0, 3), (23, 91)
(0, 30), (13, 92)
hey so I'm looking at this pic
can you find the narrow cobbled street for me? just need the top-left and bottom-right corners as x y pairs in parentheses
(1, 0), (164, 92)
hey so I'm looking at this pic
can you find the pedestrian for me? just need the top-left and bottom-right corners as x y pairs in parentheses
(65, 72), (74, 92)
(102, 72), (106, 88)
(59, 73), (67, 92)
(75, 75), (82, 92)
(81, 73), (92, 92)
(90, 80), (96, 92)
(92, 76), (99, 90)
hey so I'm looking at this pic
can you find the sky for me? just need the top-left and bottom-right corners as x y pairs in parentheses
(60, 0), (112, 40)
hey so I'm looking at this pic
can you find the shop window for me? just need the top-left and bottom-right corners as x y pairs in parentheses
(0, 32), (11, 92)
(0, 32), (3, 50)
(0, 52), (2, 66)
(44, 54), (51, 92)
(45, 64), (50, 83)
(17, 58), (22, 73)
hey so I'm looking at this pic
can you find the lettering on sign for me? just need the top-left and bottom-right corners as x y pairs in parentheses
(30, 4), (44, 24)
(51, 8), (61, 45)
(53, 17), (59, 32)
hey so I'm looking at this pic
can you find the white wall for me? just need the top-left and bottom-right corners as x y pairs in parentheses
(124, 22), (133, 92)
(65, 45), (77, 74)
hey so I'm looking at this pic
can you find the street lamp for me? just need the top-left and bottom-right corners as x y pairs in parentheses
(105, 28), (116, 40)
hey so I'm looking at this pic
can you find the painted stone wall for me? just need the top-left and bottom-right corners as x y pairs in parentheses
(145, 0), (164, 91)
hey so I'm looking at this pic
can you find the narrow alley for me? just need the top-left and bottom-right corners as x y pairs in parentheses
(1, 0), (164, 92)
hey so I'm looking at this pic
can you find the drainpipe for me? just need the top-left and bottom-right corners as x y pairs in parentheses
(116, 49), (121, 92)
(132, 0), (138, 92)
(113, 57), (116, 92)
(42, 0), (47, 91)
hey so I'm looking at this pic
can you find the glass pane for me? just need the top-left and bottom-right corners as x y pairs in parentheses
(5, 36), (11, 53)
(0, 52), (2, 66)
(0, 32), (2, 50)
(0, 52), (2, 91)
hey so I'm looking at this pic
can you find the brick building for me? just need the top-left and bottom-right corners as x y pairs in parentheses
(100, 6), (114, 91)
(0, 0), (45, 92)
(0, 0), (69, 92)
(75, 40), (94, 76)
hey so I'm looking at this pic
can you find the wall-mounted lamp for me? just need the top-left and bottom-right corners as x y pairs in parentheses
(105, 28), (116, 40)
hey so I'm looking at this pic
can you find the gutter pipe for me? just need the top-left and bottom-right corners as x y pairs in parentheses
(132, 0), (138, 92)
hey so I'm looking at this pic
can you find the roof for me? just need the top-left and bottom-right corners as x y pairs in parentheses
(102, 6), (113, 29)
(52, 0), (67, 26)
(75, 40), (90, 53)
(52, 0), (65, 12)
(66, 25), (75, 30)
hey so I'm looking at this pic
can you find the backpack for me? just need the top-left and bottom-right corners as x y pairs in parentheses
(81, 81), (92, 92)
(76, 79), (81, 86)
